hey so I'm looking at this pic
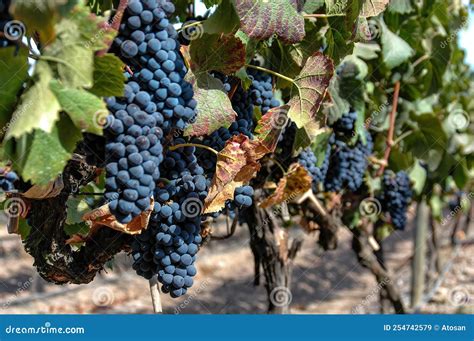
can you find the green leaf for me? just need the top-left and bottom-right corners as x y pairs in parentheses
(88, 54), (126, 97)
(429, 194), (443, 220)
(12, 0), (69, 44)
(310, 131), (332, 167)
(0, 46), (29, 129)
(409, 160), (427, 195)
(5, 61), (60, 140)
(183, 71), (237, 137)
(50, 80), (108, 135)
(55, 42), (94, 89)
(288, 52), (334, 128)
(64, 222), (90, 237)
(17, 126), (73, 185)
(326, 16), (354, 64)
(453, 159), (468, 189)
(189, 34), (246, 74)
(388, 0), (414, 14)
(380, 20), (414, 69)
(202, 0), (239, 34)
(353, 42), (381, 60)
(66, 197), (91, 224)
(233, 0), (305, 44)
(303, 0), (324, 13)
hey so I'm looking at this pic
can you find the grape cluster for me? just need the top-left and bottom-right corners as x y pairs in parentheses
(379, 170), (412, 230)
(297, 148), (325, 187)
(248, 68), (280, 114)
(332, 110), (357, 136)
(104, 81), (164, 224)
(104, 0), (198, 223)
(0, 168), (18, 192)
(113, 0), (197, 135)
(323, 112), (373, 192)
(132, 142), (206, 297)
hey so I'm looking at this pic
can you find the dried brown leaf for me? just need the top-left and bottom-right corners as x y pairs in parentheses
(204, 134), (268, 213)
(82, 198), (154, 235)
(260, 163), (312, 208)
(22, 177), (64, 199)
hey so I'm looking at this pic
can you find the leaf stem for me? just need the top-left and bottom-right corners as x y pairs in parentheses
(245, 64), (294, 84)
(376, 81), (401, 177)
(303, 13), (346, 18)
(169, 143), (219, 156)
(393, 130), (413, 146)
(178, 20), (202, 33)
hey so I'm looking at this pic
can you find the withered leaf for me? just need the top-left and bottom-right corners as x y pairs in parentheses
(254, 105), (290, 153)
(204, 134), (268, 213)
(260, 163), (312, 208)
(82, 198), (154, 235)
(288, 52), (334, 128)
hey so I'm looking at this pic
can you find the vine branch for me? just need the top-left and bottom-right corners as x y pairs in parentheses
(377, 81), (401, 177)
(97, 0), (129, 57)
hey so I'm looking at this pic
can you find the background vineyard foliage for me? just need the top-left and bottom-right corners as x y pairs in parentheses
(0, 0), (472, 310)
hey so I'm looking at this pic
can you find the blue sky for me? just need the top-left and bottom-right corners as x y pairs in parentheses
(459, 7), (474, 68)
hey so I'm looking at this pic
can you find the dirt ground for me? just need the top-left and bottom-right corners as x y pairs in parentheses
(0, 208), (472, 315)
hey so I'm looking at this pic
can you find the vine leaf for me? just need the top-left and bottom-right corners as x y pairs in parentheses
(254, 105), (290, 153)
(16, 127), (73, 185)
(88, 54), (126, 97)
(184, 71), (237, 137)
(260, 163), (312, 208)
(50, 80), (108, 135)
(202, 0), (240, 34)
(204, 134), (268, 213)
(287, 52), (334, 128)
(233, 0), (305, 44)
(324, 0), (389, 17)
(189, 34), (246, 74)
(380, 20), (414, 69)
(360, 0), (390, 17)
(5, 62), (60, 140)
(0, 46), (29, 130)
(11, 0), (76, 44)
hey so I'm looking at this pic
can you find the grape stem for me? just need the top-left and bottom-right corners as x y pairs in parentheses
(376, 81), (400, 177)
(245, 64), (294, 83)
(169, 143), (219, 156)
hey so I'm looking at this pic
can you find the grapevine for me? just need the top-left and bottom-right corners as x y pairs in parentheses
(0, 0), (472, 317)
